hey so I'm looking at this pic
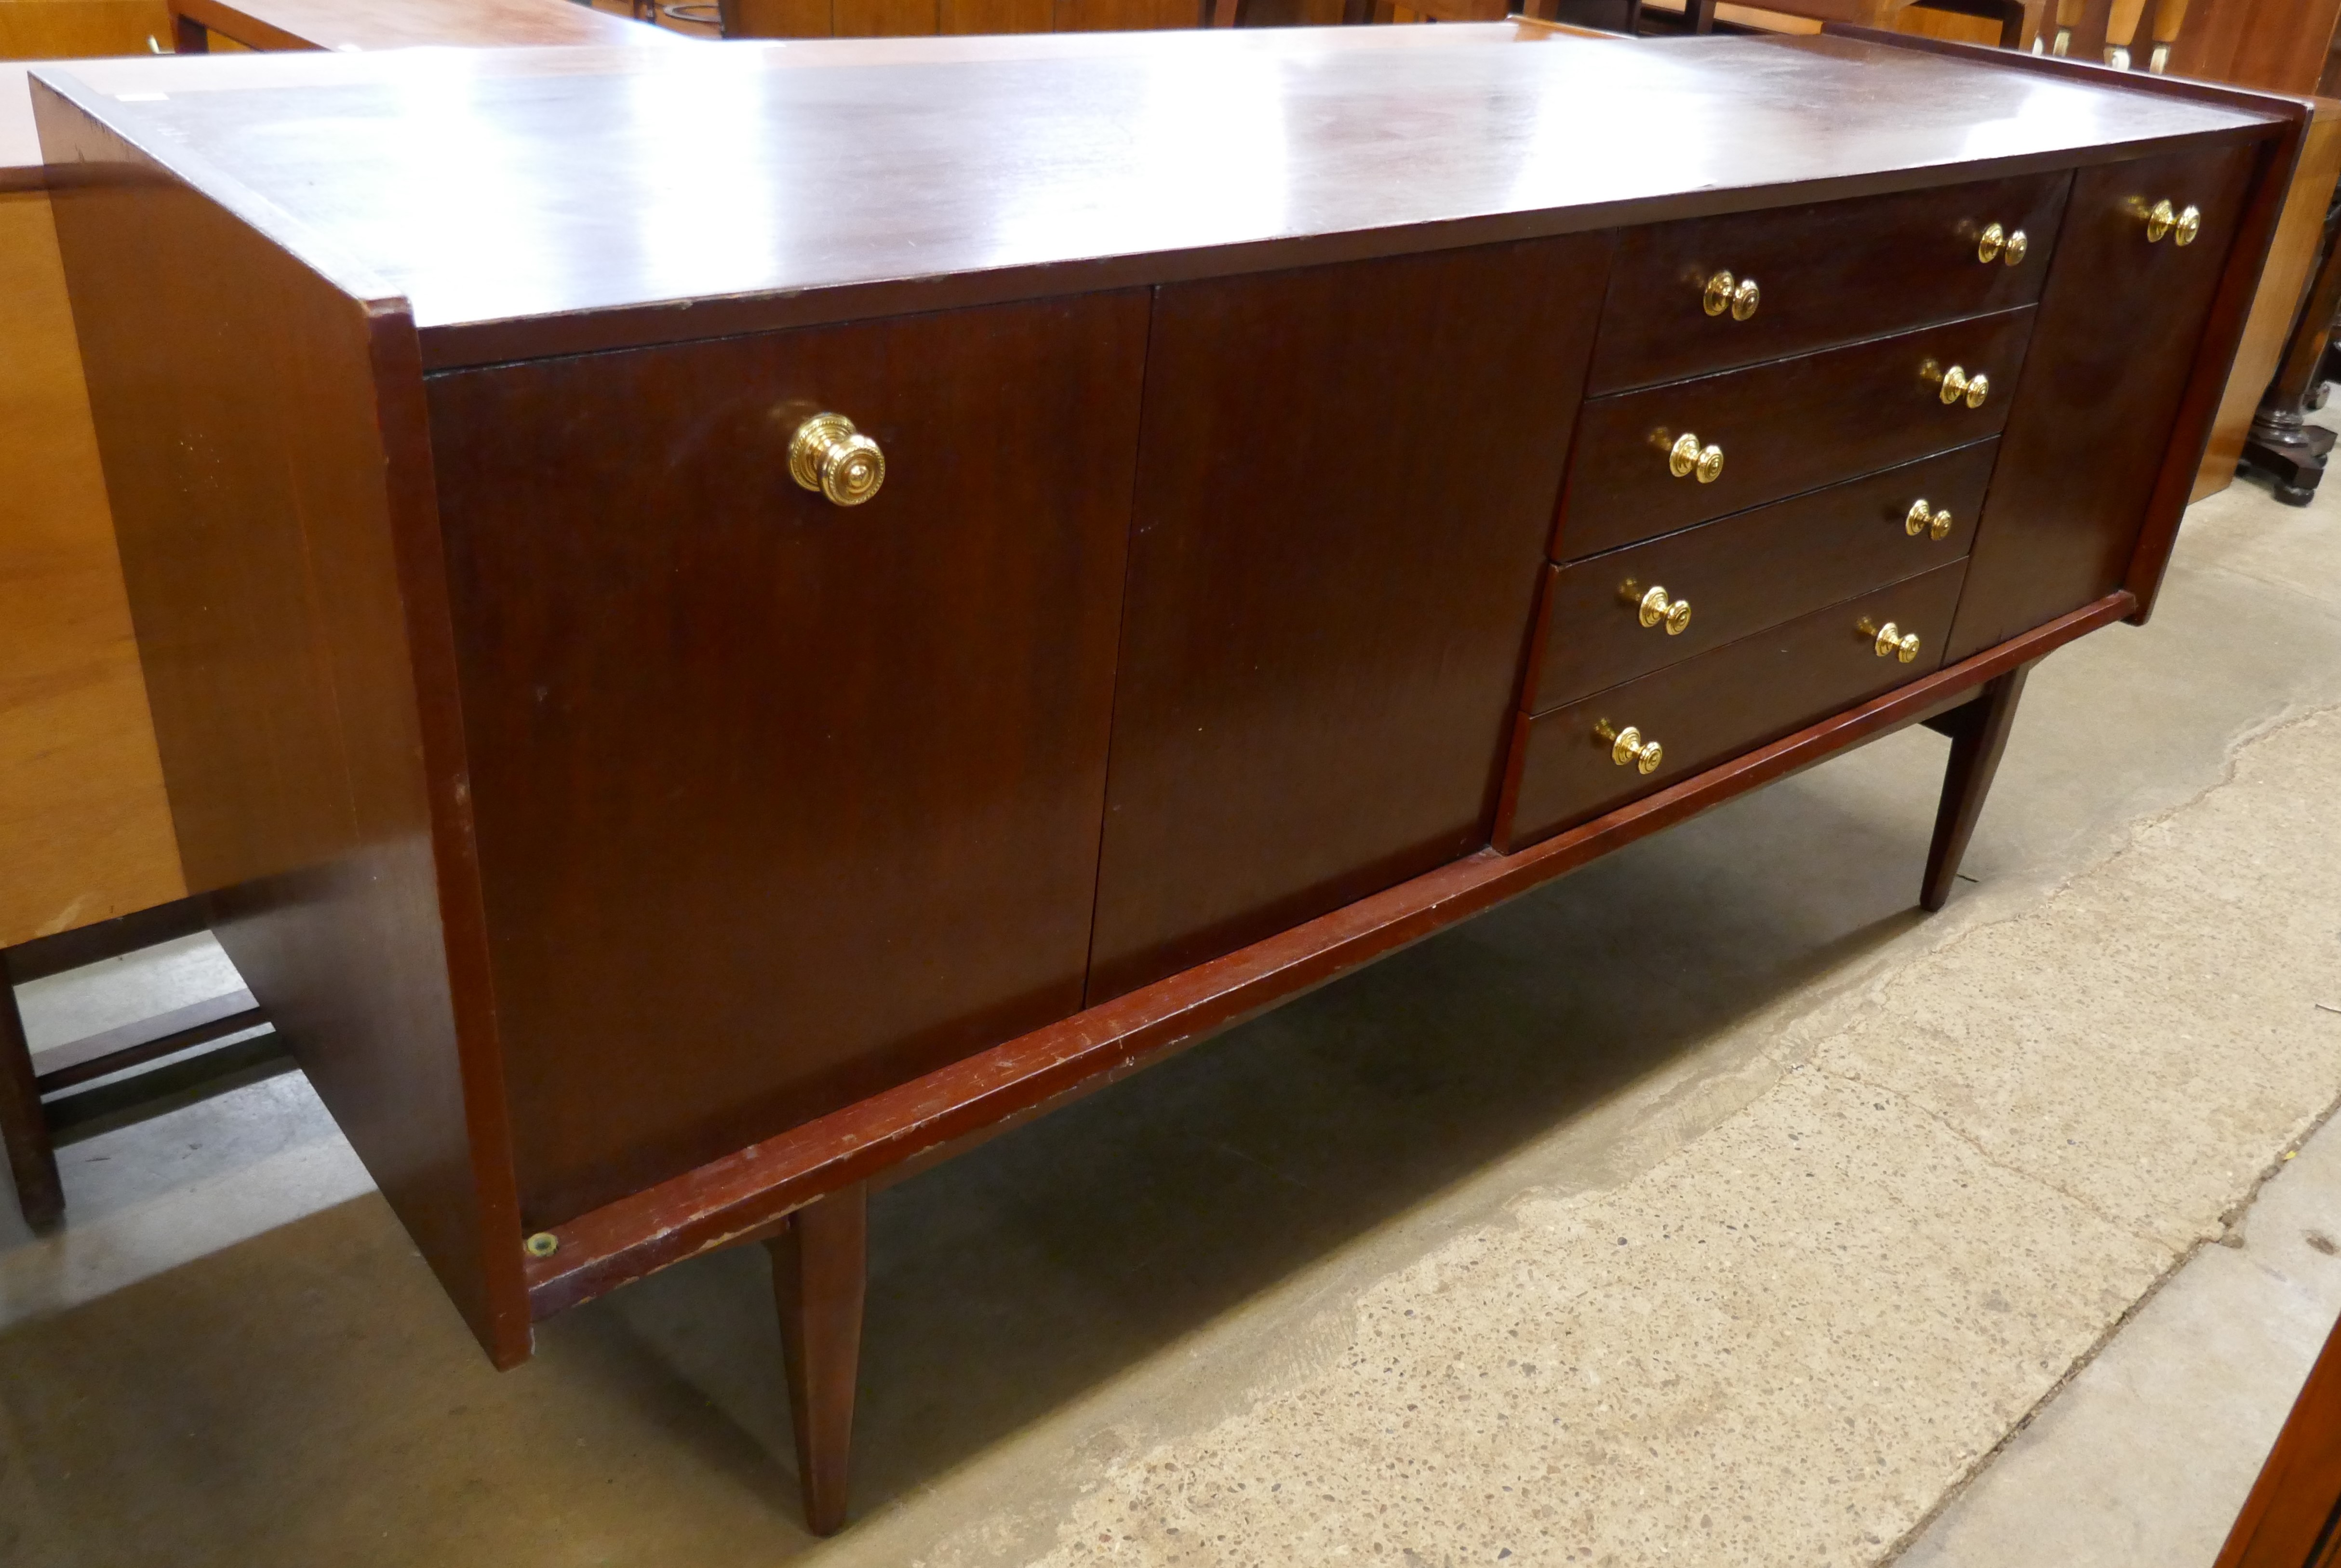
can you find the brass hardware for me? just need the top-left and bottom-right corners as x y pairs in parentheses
(2003, 228), (2028, 266)
(1701, 270), (1759, 320)
(1624, 581), (1694, 635)
(525, 1232), (560, 1258)
(2146, 199), (2198, 245)
(1903, 499), (1955, 540)
(1924, 362), (1990, 409)
(1666, 432), (1725, 482)
(1858, 616), (1923, 663)
(2148, 40), (2170, 71)
(789, 412), (886, 507)
(1594, 718), (1664, 774)
(1977, 223), (2005, 263)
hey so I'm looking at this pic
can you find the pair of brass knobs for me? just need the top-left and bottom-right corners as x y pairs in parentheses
(1926, 363), (1992, 409)
(1702, 270), (1761, 321)
(1859, 616), (1923, 662)
(1624, 581), (1693, 635)
(1667, 431), (1726, 484)
(1976, 223), (2029, 266)
(2145, 199), (2203, 246)
(1594, 719), (1664, 774)
(789, 412), (887, 506)
(1905, 499), (1954, 540)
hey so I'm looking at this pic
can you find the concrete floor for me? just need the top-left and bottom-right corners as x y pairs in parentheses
(2, 453), (2338, 1568)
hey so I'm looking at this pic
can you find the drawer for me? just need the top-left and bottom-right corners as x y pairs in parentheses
(1525, 440), (1994, 713)
(1496, 559), (1968, 852)
(1557, 308), (2032, 559)
(1588, 170), (2072, 394)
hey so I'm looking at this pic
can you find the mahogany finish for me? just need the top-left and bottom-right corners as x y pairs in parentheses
(1525, 440), (1993, 711)
(1589, 171), (2071, 393)
(1920, 663), (2030, 911)
(1087, 239), (1607, 1004)
(31, 29), (2302, 1533)
(0, 972), (60, 1230)
(1948, 141), (2260, 659)
(1498, 561), (1968, 850)
(1557, 308), (2033, 558)
(429, 294), (1150, 1228)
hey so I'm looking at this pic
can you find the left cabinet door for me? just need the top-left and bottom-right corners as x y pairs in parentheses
(426, 293), (1151, 1229)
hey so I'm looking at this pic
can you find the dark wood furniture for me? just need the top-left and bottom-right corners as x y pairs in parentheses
(29, 27), (2301, 1534)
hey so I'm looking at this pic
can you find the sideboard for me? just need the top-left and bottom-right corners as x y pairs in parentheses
(30, 27), (2301, 1532)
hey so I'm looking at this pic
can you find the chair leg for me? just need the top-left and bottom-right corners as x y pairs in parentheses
(0, 964), (64, 1230)
(769, 1181), (868, 1536)
(1922, 664), (2032, 912)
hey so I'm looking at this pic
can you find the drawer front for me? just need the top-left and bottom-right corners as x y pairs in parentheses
(1497, 560), (1968, 852)
(1558, 308), (2033, 559)
(1589, 171), (2072, 393)
(1526, 440), (1994, 714)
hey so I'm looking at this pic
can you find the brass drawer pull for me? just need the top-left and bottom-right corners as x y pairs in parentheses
(2145, 199), (2202, 246)
(1923, 362), (1991, 409)
(1859, 616), (1922, 663)
(1622, 580), (1693, 635)
(1594, 718), (1664, 774)
(1976, 223), (2028, 266)
(789, 412), (887, 507)
(1667, 430), (1726, 483)
(1702, 269), (1760, 321)
(1904, 499), (1953, 540)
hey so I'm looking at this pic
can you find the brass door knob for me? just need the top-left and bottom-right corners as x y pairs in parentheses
(1858, 616), (1922, 662)
(2145, 199), (2201, 245)
(1667, 432), (1726, 483)
(1976, 223), (2029, 266)
(1926, 363), (1991, 409)
(789, 412), (886, 507)
(1623, 581), (1694, 635)
(1905, 499), (1954, 540)
(1594, 718), (1664, 774)
(1702, 270), (1760, 320)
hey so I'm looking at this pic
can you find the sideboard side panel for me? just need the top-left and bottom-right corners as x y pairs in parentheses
(1087, 236), (1611, 1004)
(35, 84), (530, 1364)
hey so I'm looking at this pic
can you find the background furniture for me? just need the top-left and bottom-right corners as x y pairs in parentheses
(31, 27), (2298, 1532)
(165, 0), (680, 51)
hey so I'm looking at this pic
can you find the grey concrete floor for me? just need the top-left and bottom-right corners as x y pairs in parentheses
(2, 450), (2338, 1568)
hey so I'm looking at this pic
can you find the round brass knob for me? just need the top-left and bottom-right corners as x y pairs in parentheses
(1702, 270), (1734, 316)
(1664, 431), (1725, 482)
(1730, 277), (1759, 320)
(2175, 204), (2202, 246)
(1595, 719), (1664, 774)
(1935, 364), (1969, 405)
(1859, 616), (1922, 663)
(1626, 582), (1694, 635)
(2146, 198), (2176, 242)
(789, 412), (886, 507)
(1977, 223), (2005, 264)
(1963, 372), (1989, 409)
(1905, 498), (1932, 536)
(2004, 228), (2028, 265)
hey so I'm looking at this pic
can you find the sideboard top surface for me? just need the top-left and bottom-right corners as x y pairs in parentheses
(31, 28), (2283, 363)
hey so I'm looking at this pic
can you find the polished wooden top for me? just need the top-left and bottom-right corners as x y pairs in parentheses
(176, 0), (687, 53)
(30, 29), (2281, 364)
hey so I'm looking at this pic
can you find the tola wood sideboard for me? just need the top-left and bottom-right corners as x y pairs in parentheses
(29, 27), (2302, 1533)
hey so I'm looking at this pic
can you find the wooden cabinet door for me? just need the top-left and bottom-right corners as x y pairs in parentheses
(1087, 237), (1610, 1004)
(1949, 142), (2261, 659)
(426, 293), (1149, 1229)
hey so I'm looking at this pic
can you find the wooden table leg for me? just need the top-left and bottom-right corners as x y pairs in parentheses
(171, 9), (210, 50)
(1921, 664), (2031, 912)
(0, 960), (64, 1231)
(768, 1181), (868, 1536)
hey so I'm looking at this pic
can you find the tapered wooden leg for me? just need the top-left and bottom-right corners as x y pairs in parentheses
(0, 965), (64, 1231)
(768, 1181), (868, 1536)
(1921, 664), (2032, 913)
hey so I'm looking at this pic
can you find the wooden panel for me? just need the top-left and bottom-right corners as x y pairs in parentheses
(1949, 141), (2258, 659)
(171, 0), (682, 49)
(834, 0), (938, 32)
(1525, 439), (1994, 714)
(2173, 0), (2341, 96)
(39, 93), (528, 1364)
(0, 189), (184, 947)
(941, 0), (1050, 31)
(1086, 237), (1610, 1005)
(1590, 171), (2070, 393)
(1053, 0), (1195, 22)
(0, 0), (170, 57)
(1558, 307), (2033, 559)
(1498, 559), (1968, 851)
(726, 0), (832, 33)
(427, 292), (1150, 1230)
(2194, 99), (2341, 502)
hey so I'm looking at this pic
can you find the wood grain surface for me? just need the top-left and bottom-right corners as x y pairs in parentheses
(1086, 238), (1608, 1003)
(1558, 307), (2033, 558)
(428, 293), (1150, 1230)
(27, 34), (2280, 368)
(0, 189), (184, 949)
(1525, 440), (1993, 712)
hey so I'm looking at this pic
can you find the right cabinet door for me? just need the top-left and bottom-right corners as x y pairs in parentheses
(1948, 141), (2261, 660)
